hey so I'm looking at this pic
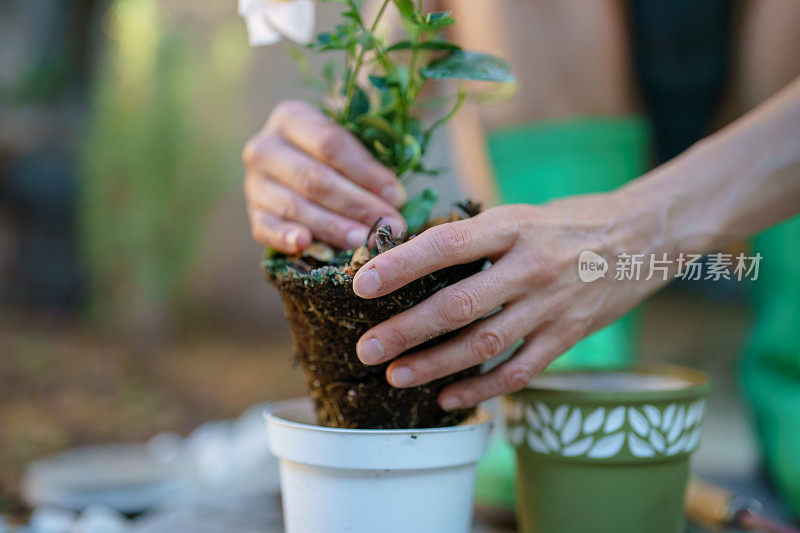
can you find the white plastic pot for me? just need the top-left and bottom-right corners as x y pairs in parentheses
(266, 397), (492, 533)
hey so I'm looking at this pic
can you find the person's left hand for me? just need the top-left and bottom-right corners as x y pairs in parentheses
(352, 196), (666, 410)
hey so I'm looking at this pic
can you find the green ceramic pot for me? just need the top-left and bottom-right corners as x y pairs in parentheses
(504, 363), (710, 533)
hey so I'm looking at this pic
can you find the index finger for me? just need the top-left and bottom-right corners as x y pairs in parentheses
(269, 100), (406, 208)
(353, 216), (514, 299)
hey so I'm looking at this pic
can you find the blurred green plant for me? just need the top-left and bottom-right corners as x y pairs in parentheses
(78, 0), (249, 342)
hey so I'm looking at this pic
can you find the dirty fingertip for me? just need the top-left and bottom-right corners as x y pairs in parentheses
(353, 267), (381, 297)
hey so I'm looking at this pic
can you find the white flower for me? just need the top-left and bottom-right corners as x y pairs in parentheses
(239, 0), (315, 46)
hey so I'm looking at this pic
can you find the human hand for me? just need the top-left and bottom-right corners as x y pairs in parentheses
(352, 196), (666, 410)
(243, 100), (407, 253)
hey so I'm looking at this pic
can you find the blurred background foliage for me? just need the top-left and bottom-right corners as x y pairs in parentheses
(0, 0), (312, 516)
(79, 0), (249, 343)
(0, 0), (458, 341)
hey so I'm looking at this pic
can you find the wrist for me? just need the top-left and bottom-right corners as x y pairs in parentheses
(612, 148), (725, 258)
(600, 185), (669, 258)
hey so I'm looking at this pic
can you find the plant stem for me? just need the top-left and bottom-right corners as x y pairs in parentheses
(408, 25), (420, 102)
(422, 83), (465, 151)
(401, 3), (425, 171)
(342, 0), (391, 120)
(369, 0), (392, 33)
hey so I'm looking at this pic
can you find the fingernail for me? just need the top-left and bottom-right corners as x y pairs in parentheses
(346, 228), (368, 249)
(353, 267), (381, 296)
(381, 185), (407, 208)
(285, 229), (301, 251)
(357, 337), (385, 364)
(390, 366), (415, 388)
(440, 395), (464, 411)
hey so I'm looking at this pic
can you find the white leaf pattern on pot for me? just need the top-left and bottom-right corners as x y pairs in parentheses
(666, 434), (688, 456)
(694, 400), (707, 426)
(560, 409), (582, 445)
(562, 437), (594, 457)
(604, 407), (625, 433)
(553, 405), (569, 431)
(628, 433), (656, 458)
(628, 407), (649, 437)
(588, 432), (625, 458)
(527, 431), (549, 453)
(535, 402), (552, 425)
(667, 406), (685, 443)
(514, 401), (705, 460)
(643, 404), (661, 427)
(685, 403), (697, 428)
(685, 428), (701, 452)
(648, 428), (666, 452)
(583, 407), (605, 434)
(542, 427), (561, 452)
(661, 404), (676, 432)
(525, 405), (542, 430)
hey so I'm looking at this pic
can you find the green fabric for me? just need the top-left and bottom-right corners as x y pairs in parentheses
(488, 116), (652, 206)
(487, 116), (652, 369)
(741, 215), (800, 520)
(476, 116), (653, 509)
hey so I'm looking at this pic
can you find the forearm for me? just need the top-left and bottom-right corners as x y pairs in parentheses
(618, 74), (800, 256)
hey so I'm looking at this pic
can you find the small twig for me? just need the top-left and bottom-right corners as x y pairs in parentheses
(365, 216), (384, 248)
(375, 225), (408, 253)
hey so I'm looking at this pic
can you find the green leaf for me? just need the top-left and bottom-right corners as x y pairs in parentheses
(323, 60), (337, 88)
(421, 11), (455, 29)
(369, 69), (409, 93)
(346, 85), (370, 121)
(342, 9), (360, 22)
(395, 65), (410, 92)
(287, 47), (312, 77)
(422, 51), (515, 82)
(316, 32), (333, 44)
(369, 75), (390, 90)
(406, 117), (425, 144)
(311, 31), (348, 51)
(401, 134), (422, 175)
(392, 0), (415, 19)
(386, 40), (462, 52)
(401, 189), (438, 234)
(416, 167), (442, 176)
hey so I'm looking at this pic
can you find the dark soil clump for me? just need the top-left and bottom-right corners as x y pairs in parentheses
(263, 208), (484, 429)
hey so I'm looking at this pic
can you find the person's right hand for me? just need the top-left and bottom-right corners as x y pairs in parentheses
(243, 100), (407, 254)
